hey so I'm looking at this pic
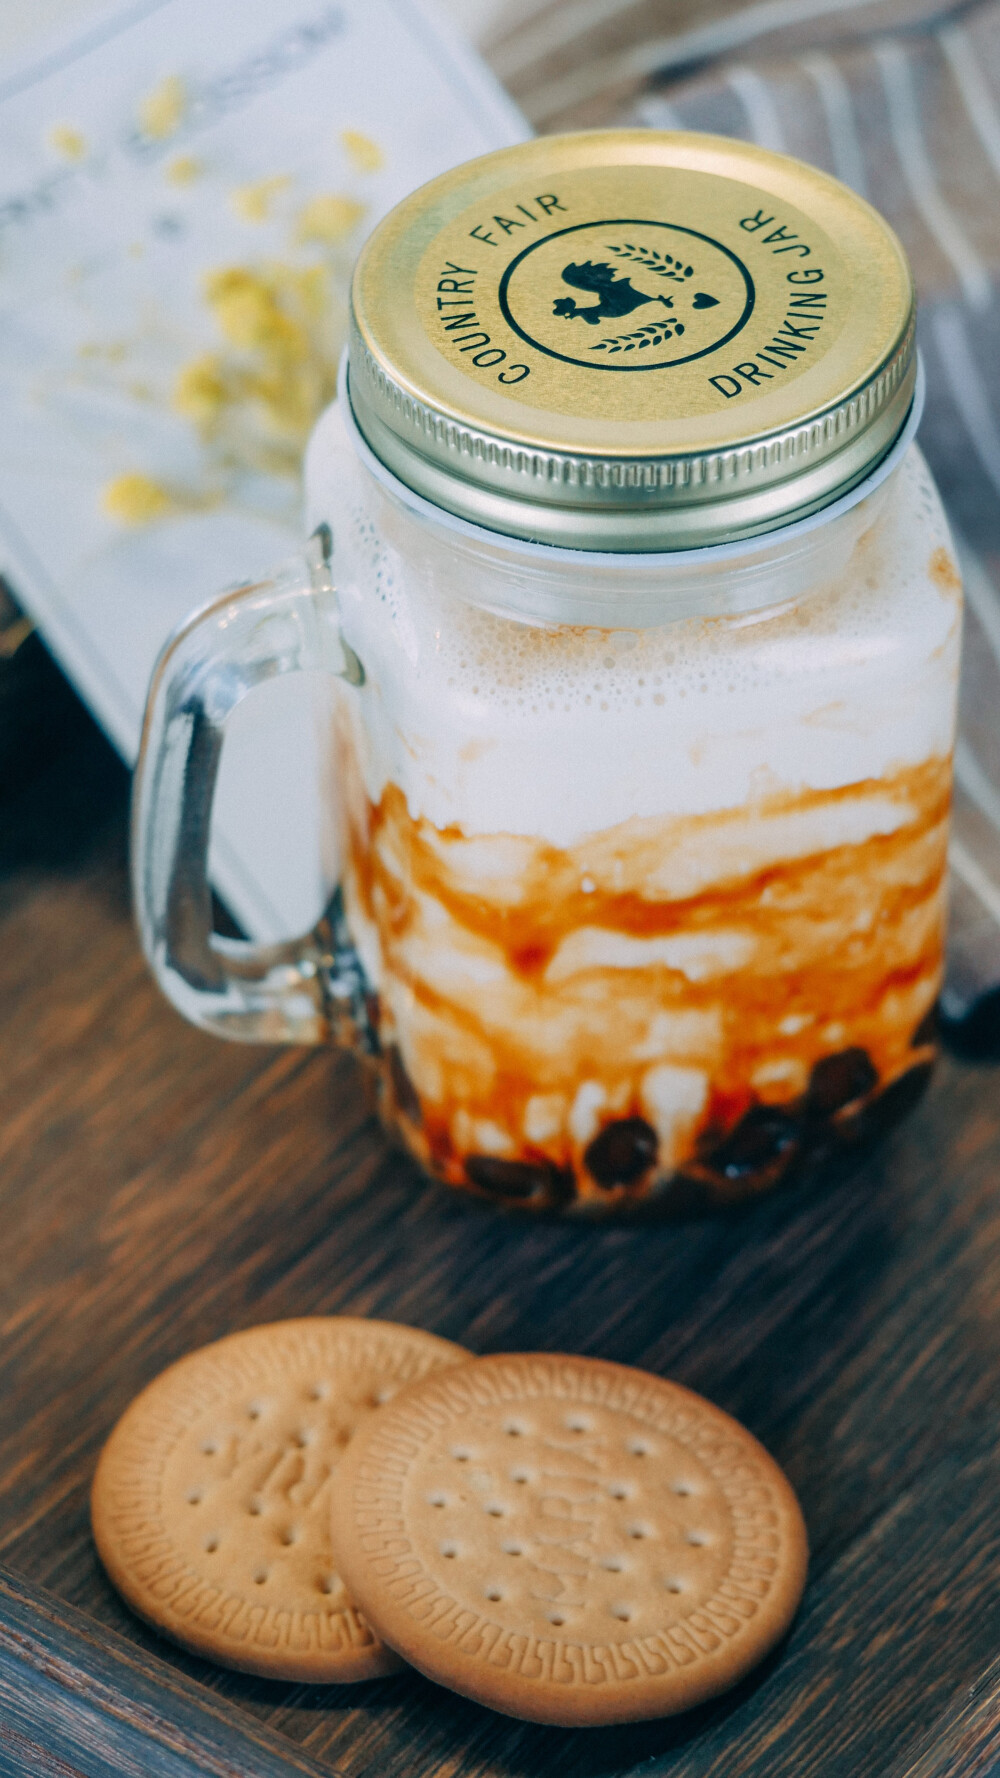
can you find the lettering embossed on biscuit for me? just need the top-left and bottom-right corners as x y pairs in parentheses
(91, 1318), (468, 1681)
(329, 1353), (807, 1724)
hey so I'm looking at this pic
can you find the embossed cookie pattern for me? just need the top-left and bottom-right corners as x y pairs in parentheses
(91, 1317), (468, 1681)
(330, 1353), (808, 1723)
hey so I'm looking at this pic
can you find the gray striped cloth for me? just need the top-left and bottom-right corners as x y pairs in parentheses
(468, 0), (1000, 1046)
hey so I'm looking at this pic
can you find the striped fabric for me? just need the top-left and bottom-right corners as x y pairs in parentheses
(466, 0), (1000, 1040)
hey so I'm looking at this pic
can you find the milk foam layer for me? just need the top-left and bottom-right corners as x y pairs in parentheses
(306, 399), (960, 849)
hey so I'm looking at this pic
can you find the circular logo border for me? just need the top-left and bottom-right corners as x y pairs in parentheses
(497, 218), (756, 373)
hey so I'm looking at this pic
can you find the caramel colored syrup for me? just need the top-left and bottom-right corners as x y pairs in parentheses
(340, 753), (950, 1209)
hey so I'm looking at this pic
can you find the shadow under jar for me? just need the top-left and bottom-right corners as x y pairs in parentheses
(133, 130), (962, 1218)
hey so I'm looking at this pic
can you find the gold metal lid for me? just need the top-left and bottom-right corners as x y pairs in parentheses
(348, 131), (916, 551)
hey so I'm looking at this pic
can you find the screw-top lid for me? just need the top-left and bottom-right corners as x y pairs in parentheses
(348, 131), (915, 551)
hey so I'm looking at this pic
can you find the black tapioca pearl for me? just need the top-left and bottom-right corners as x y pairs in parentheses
(805, 1048), (878, 1118)
(708, 1105), (800, 1185)
(584, 1117), (659, 1189)
(834, 1059), (935, 1148)
(911, 1004), (939, 1048)
(865, 1061), (934, 1133)
(465, 1155), (574, 1208)
(387, 1047), (422, 1125)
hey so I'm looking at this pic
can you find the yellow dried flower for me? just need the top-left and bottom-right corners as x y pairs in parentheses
(47, 126), (87, 161)
(172, 262), (340, 465)
(138, 75), (186, 141)
(204, 267), (308, 360)
(290, 264), (329, 321)
(341, 130), (383, 172)
(167, 155), (203, 185)
(295, 194), (365, 246)
(231, 176), (291, 222)
(173, 353), (230, 425)
(102, 474), (173, 525)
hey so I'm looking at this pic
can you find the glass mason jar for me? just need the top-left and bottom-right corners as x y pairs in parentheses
(133, 131), (962, 1217)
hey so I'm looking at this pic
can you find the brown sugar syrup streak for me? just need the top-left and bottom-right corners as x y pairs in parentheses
(340, 755), (950, 1208)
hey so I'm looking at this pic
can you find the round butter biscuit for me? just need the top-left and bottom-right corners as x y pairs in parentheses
(92, 1317), (468, 1681)
(329, 1352), (807, 1723)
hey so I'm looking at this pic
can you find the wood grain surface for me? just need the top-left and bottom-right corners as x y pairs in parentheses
(0, 1565), (341, 1778)
(2, 685), (1000, 1775)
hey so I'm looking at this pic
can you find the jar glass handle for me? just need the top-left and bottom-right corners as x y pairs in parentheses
(131, 526), (374, 1047)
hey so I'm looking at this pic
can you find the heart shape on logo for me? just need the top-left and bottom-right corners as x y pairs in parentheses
(693, 292), (719, 308)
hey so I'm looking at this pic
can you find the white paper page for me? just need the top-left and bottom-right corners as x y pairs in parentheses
(0, 0), (527, 938)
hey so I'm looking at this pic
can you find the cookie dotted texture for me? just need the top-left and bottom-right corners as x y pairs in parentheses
(331, 1353), (808, 1725)
(91, 1318), (468, 1681)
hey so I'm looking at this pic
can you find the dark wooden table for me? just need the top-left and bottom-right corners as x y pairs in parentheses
(3, 679), (1000, 1778)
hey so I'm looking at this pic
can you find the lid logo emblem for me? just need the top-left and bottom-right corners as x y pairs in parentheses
(499, 219), (754, 372)
(554, 260), (682, 325)
(552, 251), (721, 349)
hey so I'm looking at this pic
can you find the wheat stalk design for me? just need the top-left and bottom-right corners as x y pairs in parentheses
(590, 319), (686, 352)
(606, 243), (695, 282)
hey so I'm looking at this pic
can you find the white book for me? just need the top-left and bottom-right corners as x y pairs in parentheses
(0, 0), (527, 938)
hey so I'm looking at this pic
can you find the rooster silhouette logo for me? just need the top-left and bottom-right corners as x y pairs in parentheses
(552, 261), (670, 325)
